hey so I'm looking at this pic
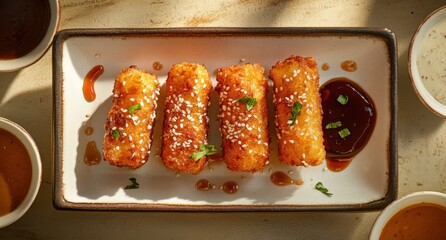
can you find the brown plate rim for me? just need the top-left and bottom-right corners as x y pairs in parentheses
(52, 27), (398, 212)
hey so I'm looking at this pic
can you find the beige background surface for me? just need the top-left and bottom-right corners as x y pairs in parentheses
(1, 0), (445, 239)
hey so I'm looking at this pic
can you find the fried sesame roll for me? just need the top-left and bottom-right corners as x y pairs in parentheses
(216, 64), (270, 172)
(161, 63), (212, 174)
(269, 56), (325, 166)
(102, 66), (160, 169)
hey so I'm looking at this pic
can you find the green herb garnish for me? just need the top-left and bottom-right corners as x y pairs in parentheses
(237, 96), (257, 111)
(325, 121), (342, 129)
(128, 103), (142, 114)
(111, 129), (120, 139)
(124, 177), (140, 189)
(315, 182), (333, 197)
(190, 144), (221, 161)
(338, 128), (351, 139)
(288, 101), (302, 126)
(337, 95), (348, 105)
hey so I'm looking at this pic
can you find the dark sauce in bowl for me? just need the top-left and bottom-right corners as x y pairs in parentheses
(320, 77), (376, 164)
(0, 0), (51, 59)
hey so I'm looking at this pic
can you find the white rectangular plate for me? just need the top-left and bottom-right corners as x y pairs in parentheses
(53, 28), (397, 211)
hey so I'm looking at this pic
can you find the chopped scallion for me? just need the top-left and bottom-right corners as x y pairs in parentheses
(111, 129), (120, 139)
(337, 94), (348, 105)
(124, 177), (140, 189)
(288, 101), (302, 126)
(237, 96), (257, 111)
(325, 121), (342, 129)
(190, 144), (221, 161)
(128, 103), (142, 114)
(338, 128), (351, 139)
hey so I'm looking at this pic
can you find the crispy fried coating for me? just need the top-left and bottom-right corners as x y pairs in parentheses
(102, 66), (160, 169)
(161, 63), (212, 174)
(269, 56), (325, 166)
(216, 64), (270, 172)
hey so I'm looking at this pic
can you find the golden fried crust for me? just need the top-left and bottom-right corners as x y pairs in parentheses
(102, 66), (160, 169)
(216, 64), (270, 172)
(161, 63), (212, 174)
(269, 56), (325, 166)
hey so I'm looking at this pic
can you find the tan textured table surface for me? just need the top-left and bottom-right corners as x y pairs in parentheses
(1, 0), (445, 239)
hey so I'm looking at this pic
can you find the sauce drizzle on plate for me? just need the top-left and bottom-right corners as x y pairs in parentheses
(270, 171), (303, 186)
(84, 140), (101, 166)
(82, 65), (104, 102)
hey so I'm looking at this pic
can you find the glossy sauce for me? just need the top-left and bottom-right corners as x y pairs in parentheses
(321, 63), (330, 71)
(0, 0), (51, 59)
(207, 151), (223, 162)
(325, 158), (351, 172)
(152, 61), (163, 71)
(222, 181), (238, 194)
(341, 60), (357, 72)
(83, 140), (101, 166)
(82, 65), (104, 102)
(380, 203), (446, 240)
(0, 129), (32, 216)
(320, 78), (376, 170)
(84, 126), (94, 136)
(195, 179), (214, 191)
(270, 171), (303, 186)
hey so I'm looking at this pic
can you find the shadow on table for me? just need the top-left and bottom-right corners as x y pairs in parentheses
(365, 0), (446, 141)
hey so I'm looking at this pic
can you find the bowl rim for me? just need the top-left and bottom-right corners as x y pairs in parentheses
(0, 117), (42, 228)
(369, 191), (446, 239)
(0, 0), (60, 72)
(408, 5), (446, 118)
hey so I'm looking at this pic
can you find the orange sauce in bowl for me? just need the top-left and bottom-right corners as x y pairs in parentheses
(380, 203), (446, 239)
(0, 128), (32, 216)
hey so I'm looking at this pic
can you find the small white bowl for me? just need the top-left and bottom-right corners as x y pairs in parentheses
(0, 0), (60, 72)
(0, 117), (42, 228)
(369, 191), (446, 239)
(408, 6), (446, 117)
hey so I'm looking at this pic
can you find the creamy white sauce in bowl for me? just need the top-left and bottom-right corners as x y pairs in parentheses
(409, 6), (446, 117)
